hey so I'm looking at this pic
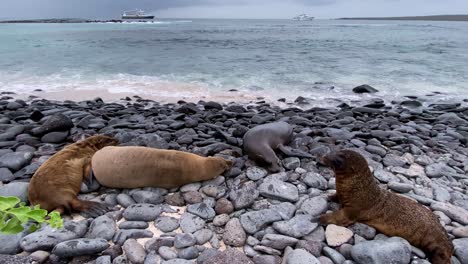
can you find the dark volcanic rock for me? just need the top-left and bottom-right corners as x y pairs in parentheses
(352, 84), (378, 94)
(204, 248), (254, 264)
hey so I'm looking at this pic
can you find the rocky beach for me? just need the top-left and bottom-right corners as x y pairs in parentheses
(0, 89), (467, 264)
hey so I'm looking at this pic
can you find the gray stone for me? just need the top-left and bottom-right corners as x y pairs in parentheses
(204, 248), (254, 264)
(299, 196), (328, 216)
(159, 246), (178, 260)
(325, 225), (353, 247)
(253, 255), (281, 264)
(175, 233), (197, 249)
(194, 229), (213, 245)
(433, 185), (451, 203)
(123, 203), (162, 221)
(388, 182), (413, 193)
(350, 237), (411, 264)
(430, 202), (468, 225)
(52, 238), (109, 258)
(302, 172), (328, 190)
(119, 221), (149, 229)
(177, 246), (199, 260)
(323, 247), (346, 264)
(425, 163), (457, 178)
(365, 145), (386, 157)
(123, 239), (146, 264)
(453, 226), (468, 238)
(0, 231), (26, 254)
(0, 152), (33, 171)
(261, 234), (298, 250)
(273, 214), (317, 238)
(155, 216), (180, 232)
(183, 191), (203, 204)
(144, 237), (174, 252)
(132, 190), (164, 204)
(286, 249), (320, 264)
(296, 240), (323, 257)
(229, 181), (260, 209)
(180, 183), (201, 192)
(240, 208), (283, 234)
(86, 215), (116, 240)
(349, 223), (376, 240)
(197, 248), (220, 264)
(144, 252), (160, 264)
(187, 202), (216, 220)
(223, 218), (247, 247)
(436, 112), (468, 126)
(213, 214), (230, 226)
(383, 155), (407, 167)
(373, 169), (398, 183)
(41, 131), (68, 143)
(0, 167), (14, 182)
(283, 157), (301, 170)
(258, 179), (299, 202)
(96, 255), (112, 264)
(116, 193), (135, 207)
(246, 167), (268, 181)
(180, 213), (206, 233)
(113, 229), (153, 245)
(453, 238), (468, 264)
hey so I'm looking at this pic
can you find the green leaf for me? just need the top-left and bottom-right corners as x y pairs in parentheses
(0, 217), (24, 234)
(26, 209), (48, 223)
(7, 207), (31, 223)
(0, 196), (20, 211)
(47, 211), (63, 229)
(28, 223), (40, 233)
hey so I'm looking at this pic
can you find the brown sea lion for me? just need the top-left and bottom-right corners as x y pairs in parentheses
(243, 121), (312, 172)
(90, 146), (233, 189)
(319, 149), (453, 264)
(28, 135), (118, 217)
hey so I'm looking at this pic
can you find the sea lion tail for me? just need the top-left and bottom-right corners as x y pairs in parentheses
(69, 198), (109, 218)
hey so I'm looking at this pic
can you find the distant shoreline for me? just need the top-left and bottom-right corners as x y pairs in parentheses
(338, 15), (468, 22)
(0, 18), (130, 23)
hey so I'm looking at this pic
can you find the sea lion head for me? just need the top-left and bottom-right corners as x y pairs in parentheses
(82, 135), (119, 149)
(205, 157), (233, 177)
(321, 149), (369, 177)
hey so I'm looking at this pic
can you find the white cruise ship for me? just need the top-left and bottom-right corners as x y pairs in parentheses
(122, 9), (155, 20)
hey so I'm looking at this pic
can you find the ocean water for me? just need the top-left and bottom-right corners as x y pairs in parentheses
(0, 19), (467, 104)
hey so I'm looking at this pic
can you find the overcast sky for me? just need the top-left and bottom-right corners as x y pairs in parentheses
(1, 0), (468, 19)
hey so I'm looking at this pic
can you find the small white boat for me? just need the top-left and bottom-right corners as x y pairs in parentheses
(293, 14), (315, 21)
(122, 9), (155, 20)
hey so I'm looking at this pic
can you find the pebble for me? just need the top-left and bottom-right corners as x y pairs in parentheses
(0, 151), (33, 171)
(453, 226), (468, 238)
(178, 246), (199, 260)
(299, 196), (328, 216)
(204, 248), (254, 264)
(194, 229), (214, 245)
(213, 214), (230, 226)
(240, 208), (283, 234)
(453, 238), (468, 264)
(223, 218), (247, 247)
(273, 214), (318, 238)
(113, 229), (153, 245)
(286, 249), (320, 264)
(155, 216), (180, 232)
(214, 198), (234, 215)
(52, 238), (109, 258)
(86, 215), (116, 240)
(388, 182), (413, 193)
(174, 233), (197, 249)
(258, 178), (299, 202)
(116, 193), (136, 207)
(430, 202), (468, 225)
(229, 181), (260, 209)
(132, 190), (164, 204)
(180, 213), (206, 233)
(119, 221), (149, 229)
(159, 246), (178, 260)
(123, 239), (146, 264)
(325, 225), (353, 247)
(261, 234), (298, 250)
(123, 203), (162, 221)
(187, 202), (216, 220)
(246, 166), (268, 181)
(351, 237), (411, 264)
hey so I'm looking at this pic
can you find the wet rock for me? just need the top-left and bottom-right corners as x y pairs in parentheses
(31, 113), (74, 136)
(352, 84), (378, 94)
(52, 238), (109, 258)
(41, 131), (68, 143)
(351, 237), (411, 264)
(223, 218), (247, 247)
(0, 168), (15, 182)
(123, 203), (162, 221)
(123, 239), (146, 264)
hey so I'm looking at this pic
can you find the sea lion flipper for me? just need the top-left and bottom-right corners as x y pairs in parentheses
(319, 209), (355, 227)
(70, 198), (109, 218)
(277, 144), (313, 158)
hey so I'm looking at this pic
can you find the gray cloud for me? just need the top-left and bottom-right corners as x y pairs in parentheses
(1, 0), (467, 19)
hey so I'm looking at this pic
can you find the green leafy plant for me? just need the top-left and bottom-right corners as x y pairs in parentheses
(0, 196), (63, 234)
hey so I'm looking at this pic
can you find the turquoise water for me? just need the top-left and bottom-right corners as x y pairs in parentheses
(0, 19), (467, 103)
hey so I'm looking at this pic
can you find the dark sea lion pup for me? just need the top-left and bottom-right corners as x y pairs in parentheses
(91, 146), (233, 189)
(29, 135), (119, 217)
(319, 149), (453, 264)
(243, 121), (312, 172)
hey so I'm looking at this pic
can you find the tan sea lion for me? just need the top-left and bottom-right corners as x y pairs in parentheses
(243, 121), (312, 172)
(319, 149), (453, 264)
(28, 135), (119, 217)
(90, 146), (233, 189)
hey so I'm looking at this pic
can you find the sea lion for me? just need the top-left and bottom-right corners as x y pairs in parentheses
(90, 146), (233, 189)
(28, 135), (119, 216)
(243, 121), (312, 172)
(319, 149), (453, 264)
